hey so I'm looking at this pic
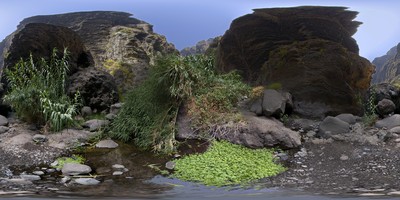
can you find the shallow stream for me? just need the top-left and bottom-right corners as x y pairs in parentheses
(1, 141), (396, 200)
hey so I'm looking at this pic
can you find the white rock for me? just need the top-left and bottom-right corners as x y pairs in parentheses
(112, 164), (125, 170)
(95, 139), (118, 148)
(388, 191), (400, 195)
(112, 171), (124, 176)
(20, 174), (41, 181)
(62, 163), (92, 176)
(75, 178), (100, 185)
(32, 171), (45, 176)
(340, 155), (349, 161)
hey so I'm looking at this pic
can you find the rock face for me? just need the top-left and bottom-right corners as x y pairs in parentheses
(372, 43), (400, 84)
(1, 23), (93, 78)
(217, 6), (374, 118)
(10, 11), (177, 92)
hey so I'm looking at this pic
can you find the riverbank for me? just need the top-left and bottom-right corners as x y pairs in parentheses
(2, 108), (400, 198)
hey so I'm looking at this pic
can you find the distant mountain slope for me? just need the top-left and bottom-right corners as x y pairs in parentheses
(372, 44), (400, 84)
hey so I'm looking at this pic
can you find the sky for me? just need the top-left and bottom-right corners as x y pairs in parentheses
(1, 0), (400, 61)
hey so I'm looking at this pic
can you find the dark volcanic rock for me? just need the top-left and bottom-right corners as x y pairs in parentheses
(369, 83), (400, 113)
(68, 68), (118, 111)
(318, 116), (350, 138)
(376, 99), (396, 117)
(2, 23), (93, 74)
(217, 6), (373, 118)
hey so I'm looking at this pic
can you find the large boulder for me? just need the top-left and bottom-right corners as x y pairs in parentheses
(262, 89), (287, 117)
(375, 114), (400, 129)
(217, 6), (374, 118)
(215, 113), (301, 149)
(318, 116), (350, 138)
(376, 99), (396, 117)
(68, 68), (118, 111)
(11, 11), (177, 93)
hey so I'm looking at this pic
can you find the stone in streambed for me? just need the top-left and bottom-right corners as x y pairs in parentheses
(75, 178), (100, 185)
(61, 163), (92, 176)
(95, 139), (118, 148)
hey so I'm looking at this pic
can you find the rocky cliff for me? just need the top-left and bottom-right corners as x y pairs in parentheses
(180, 37), (220, 56)
(1, 11), (177, 92)
(372, 44), (400, 84)
(0, 11), (177, 109)
(216, 6), (374, 118)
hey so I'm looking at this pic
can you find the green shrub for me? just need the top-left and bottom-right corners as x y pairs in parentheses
(110, 54), (250, 153)
(362, 89), (378, 126)
(173, 140), (286, 186)
(4, 48), (80, 131)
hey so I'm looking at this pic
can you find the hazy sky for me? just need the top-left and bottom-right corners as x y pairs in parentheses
(1, 0), (400, 61)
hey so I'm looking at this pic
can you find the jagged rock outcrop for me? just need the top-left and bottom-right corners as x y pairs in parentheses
(2, 11), (177, 92)
(217, 6), (374, 118)
(1, 23), (93, 73)
(372, 44), (399, 84)
(180, 37), (221, 56)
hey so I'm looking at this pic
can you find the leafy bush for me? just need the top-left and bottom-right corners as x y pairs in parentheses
(4, 48), (80, 131)
(110, 54), (249, 153)
(173, 140), (286, 186)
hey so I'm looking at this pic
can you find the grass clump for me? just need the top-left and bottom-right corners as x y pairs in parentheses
(4, 48), (80, 131)
(110, 54), (249, 153)
(52, 154), (85, 170)
(173, 140), (286, 187)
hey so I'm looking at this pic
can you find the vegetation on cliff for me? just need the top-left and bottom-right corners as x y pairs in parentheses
(110, 54), (249, 153)
(4, 49), (80, 131)
(173, 140), (286, 186)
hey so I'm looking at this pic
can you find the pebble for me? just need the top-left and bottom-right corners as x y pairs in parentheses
(33, 171), (44, 176)
(165, 161), (176, 170)
(340, 155), (349, 161)
(32, 134), (47, 143)
(112, 171), (124, 176)
(112, 164), (125, 170)
(276, 153), (289, 161)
